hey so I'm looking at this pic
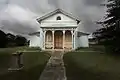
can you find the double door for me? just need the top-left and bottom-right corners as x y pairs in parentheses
(54, 31), (63, 49)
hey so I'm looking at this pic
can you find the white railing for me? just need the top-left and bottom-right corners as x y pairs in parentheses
(45, 42), (53, 48)
(45, 41), (72, 49)
(64, 42), (72, 49)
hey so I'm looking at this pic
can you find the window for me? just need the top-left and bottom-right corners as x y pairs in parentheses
(56, 16), (61, 20)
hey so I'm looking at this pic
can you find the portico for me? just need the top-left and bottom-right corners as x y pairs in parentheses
(43, 28), (75, 50)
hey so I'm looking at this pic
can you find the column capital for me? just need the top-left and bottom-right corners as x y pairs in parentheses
(43, 30), (46, 33)
(71, 30), (75, 35)
(71, 30), (73, 34)
(63, 30), (65, 34)
(52, 30), (55, 33)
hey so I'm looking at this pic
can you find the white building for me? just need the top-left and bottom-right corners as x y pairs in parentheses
(29, 9), (89, 50)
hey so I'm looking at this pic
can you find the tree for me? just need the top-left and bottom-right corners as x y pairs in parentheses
(0, 30), (28, 48)
(15, 35), (27, 46)
(94, 0), (120, 53)
(0, 30), (7, 48)
(6, 33), (16, 47)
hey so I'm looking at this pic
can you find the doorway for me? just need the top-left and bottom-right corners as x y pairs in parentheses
(54, 30), (63, 49)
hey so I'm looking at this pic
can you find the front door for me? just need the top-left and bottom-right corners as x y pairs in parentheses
(54, 31), (63, 49)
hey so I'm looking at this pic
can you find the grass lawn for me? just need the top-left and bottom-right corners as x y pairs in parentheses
(64, 45), (120, 80)
(0, 47), (50, 80)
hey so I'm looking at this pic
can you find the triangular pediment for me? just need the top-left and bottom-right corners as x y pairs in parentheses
(37, 9), (80, 24)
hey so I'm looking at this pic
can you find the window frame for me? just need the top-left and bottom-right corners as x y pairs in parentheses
(56, 16), (61, 20)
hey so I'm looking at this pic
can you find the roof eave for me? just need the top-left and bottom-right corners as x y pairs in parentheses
(77, 31), (90, 35)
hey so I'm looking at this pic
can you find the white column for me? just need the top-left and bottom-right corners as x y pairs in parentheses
(73, 31), (75, 50)
(43, 31), (46, 50)
(39, 31), (41, 48)
(71, 31), (74, 49)
(52, 31), (54, 50)
(63, 30), (65, 49)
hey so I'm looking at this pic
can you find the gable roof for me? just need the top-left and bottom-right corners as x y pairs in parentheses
(36, 9), (80, 24)
(77, 31), (89, 37)
(28, 32), (40, 37)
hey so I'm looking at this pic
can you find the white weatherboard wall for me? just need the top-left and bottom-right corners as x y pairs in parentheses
(74, 32), (79, 49)
(79, 35), (89, 47)
(74, 34), (89, 49)
(74, 22), (89, 48)
(41, 13), (77, 27)
(29, 31), (43, 48)
(29, 36), (40, 47)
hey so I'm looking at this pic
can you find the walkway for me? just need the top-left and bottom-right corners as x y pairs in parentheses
(39, 51), (67, 80)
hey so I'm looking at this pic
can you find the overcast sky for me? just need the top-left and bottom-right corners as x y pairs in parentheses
(0, 0), (107, 36)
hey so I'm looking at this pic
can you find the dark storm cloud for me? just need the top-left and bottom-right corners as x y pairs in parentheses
(48, 0), (107, 32)
(84, 0), (105, 6)
(0, 0), (107, 36)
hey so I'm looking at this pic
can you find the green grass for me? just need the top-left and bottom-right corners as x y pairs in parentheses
(64, 46), (120, 80)
(0, 47), (50, 80)
(76, 45), (105, 52)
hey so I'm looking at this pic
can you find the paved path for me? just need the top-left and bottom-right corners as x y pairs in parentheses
(39, 51), (67, 80)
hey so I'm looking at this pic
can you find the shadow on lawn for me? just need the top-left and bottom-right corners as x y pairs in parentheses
(0, 64), (45, 80)
(64, 57), (115, 80)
